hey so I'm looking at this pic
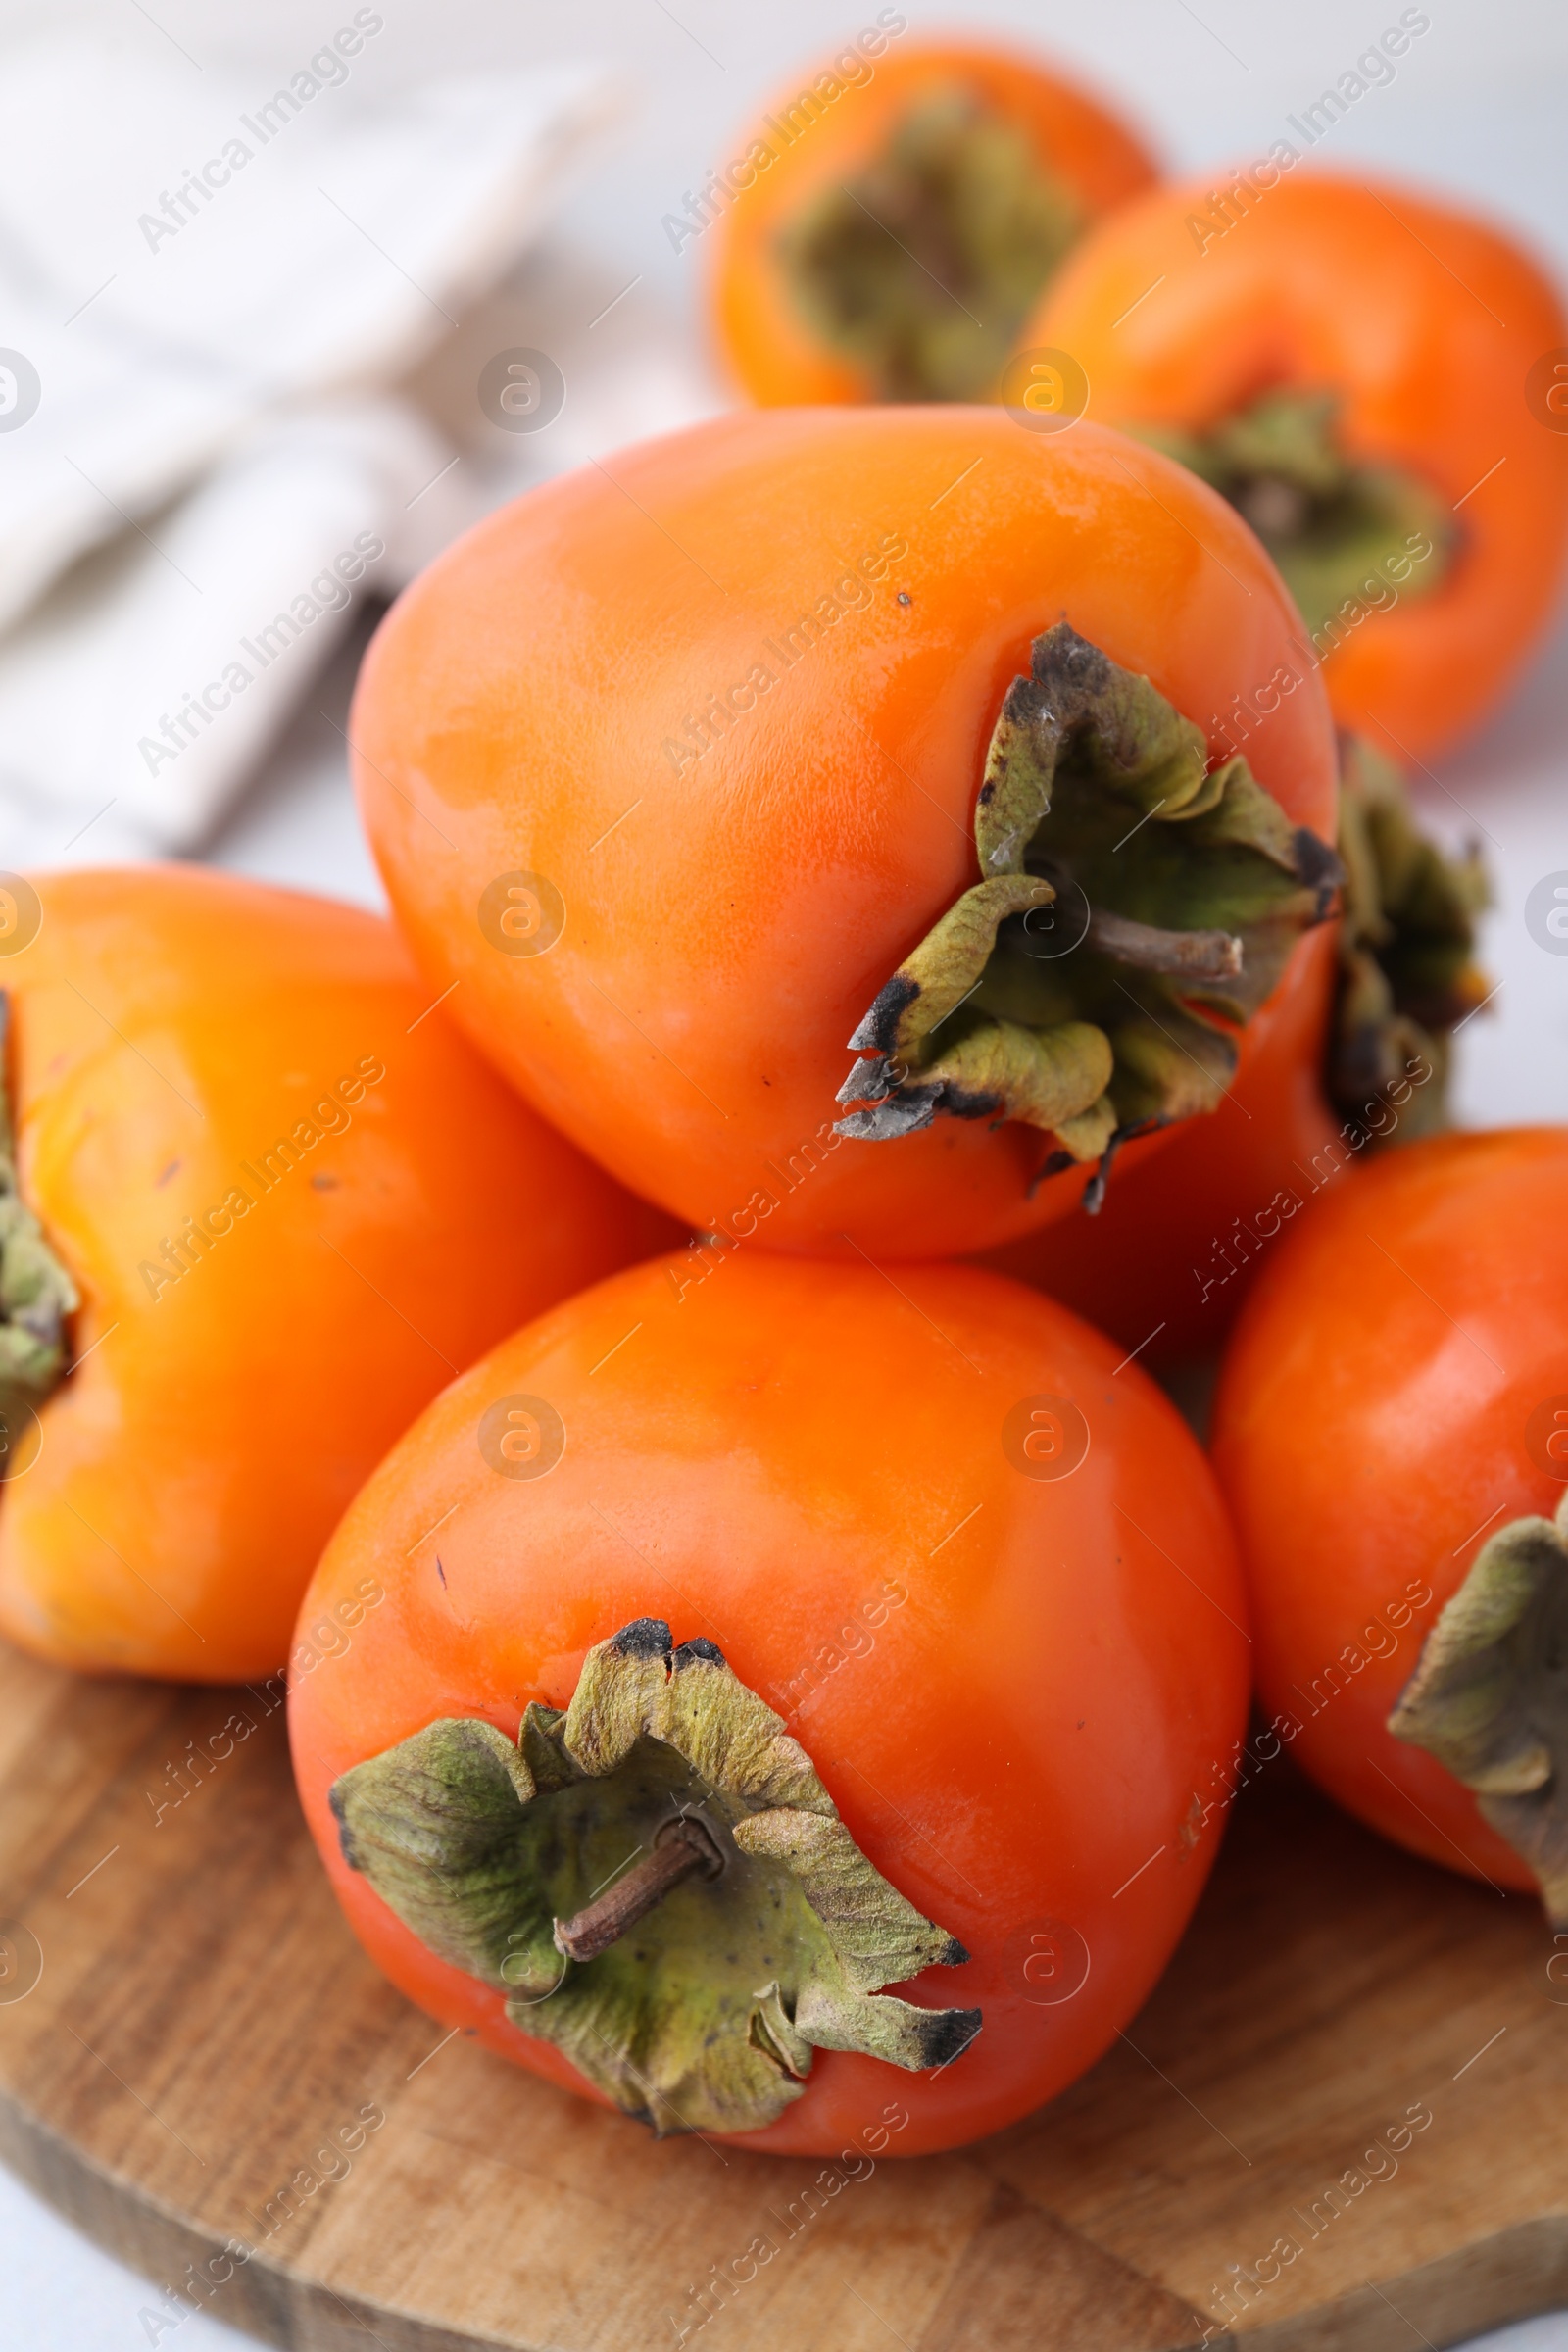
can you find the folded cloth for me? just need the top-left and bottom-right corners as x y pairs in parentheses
(0, 400), (473, 860)
(0, 30), (616, 856)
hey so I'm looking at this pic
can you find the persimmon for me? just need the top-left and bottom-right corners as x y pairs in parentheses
(0, 866), (674, 1684)
(1025, 170), (1568, 760)
(709, 32), (1156, 405)
(1210, 1128), (1568, 1913)
(979, 737), (1488, 1362)
(353, 406), (1339, 1259)
(291, 1250), (1250, 2155)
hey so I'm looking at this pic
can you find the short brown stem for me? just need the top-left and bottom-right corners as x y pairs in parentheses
(1236, 476), (1309, 538)
(1024, 859), (1244, 980)
(553, 1816), (723, 1965)
(1085, 906), (1242, 979)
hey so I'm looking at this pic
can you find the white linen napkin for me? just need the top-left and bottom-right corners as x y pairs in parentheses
(0, 398), (469, 860)
(0, 30), (617, 856)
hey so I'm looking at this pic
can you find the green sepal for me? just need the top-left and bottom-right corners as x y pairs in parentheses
(1135, 387), (1455, 646)
(899, 1017), (1116, 1146)
(838, 624), (1338, 1162)
(972, 639), (1235, 879)
(1389, 1492), (1568, 1924)
(328, 1716), (543, 1987)
(1329, 735), (1490, 1135)
(0, 993), (76, 1448)
(331, 1620), (978, 2136)
(866, 874), (1054, 1063)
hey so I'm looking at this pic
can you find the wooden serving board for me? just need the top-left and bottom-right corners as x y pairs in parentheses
(2, 1634), (1566, 2352)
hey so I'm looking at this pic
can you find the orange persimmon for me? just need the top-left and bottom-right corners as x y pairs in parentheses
(291, 1251), (1250, 2156)
(1024, 170), (1568, 760)
(0, 866), (674, 1683)
(353, 406), (1340, 1260)
(710, 33), (1156, 404)
(1211, 1128), (1568, 1910)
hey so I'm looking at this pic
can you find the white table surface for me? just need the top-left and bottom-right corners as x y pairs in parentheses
(4, 0), (1568, 2343)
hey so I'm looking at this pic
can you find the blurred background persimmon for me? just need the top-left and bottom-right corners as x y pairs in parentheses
(1023, 171), (1568, 762)
(710, 37), (1156, 405)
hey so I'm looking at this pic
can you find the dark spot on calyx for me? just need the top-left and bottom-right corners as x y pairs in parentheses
(327, 1780), (360, 1872)
(609, 1617), (672, 1660)
(1081, 1116), (1168, 1218)
(1028, 1146), (1076, 1200)
(918, 2006), (983, 2068)
(935, 1082), (1004, 1123)
(1292, 824), (1346, 920)
(938, 1935), (971, 1966)
(848, 972), (920, 1055)
(672, 1637), (726, 1671)
(1030, 618), (1111, 706)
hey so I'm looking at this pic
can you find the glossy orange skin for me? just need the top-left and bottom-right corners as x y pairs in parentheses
(711, 38), (1157, 406)
(980, 923), (1344, 1362)
(1211, 1129), (1568, 1894)
(353, 406), (1339, 1260)
(0, 867), (676, 1684)
(291, 1253), (1250, 2156)
(1028, 172), (1568, 761)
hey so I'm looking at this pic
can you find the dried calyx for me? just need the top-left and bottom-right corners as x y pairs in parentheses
(0, 994), (75, 1454)
(331, 1618), (979, 2137)
(1329, 735), (1490, 1135)
(1391, 1492), (1568, 1924)
(1135, 388), (1454, 645)
(780, 86), (1081, 401)
(836, 623), (1339, 1208)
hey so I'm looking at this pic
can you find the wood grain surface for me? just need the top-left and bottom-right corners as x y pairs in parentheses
(1, 1633), (1565, 2352)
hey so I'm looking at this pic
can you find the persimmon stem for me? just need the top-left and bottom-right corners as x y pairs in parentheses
(1024, 858), (1244, 976)
(553, 1815), (723, 1964)
(1083, 906), (1242, 979)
